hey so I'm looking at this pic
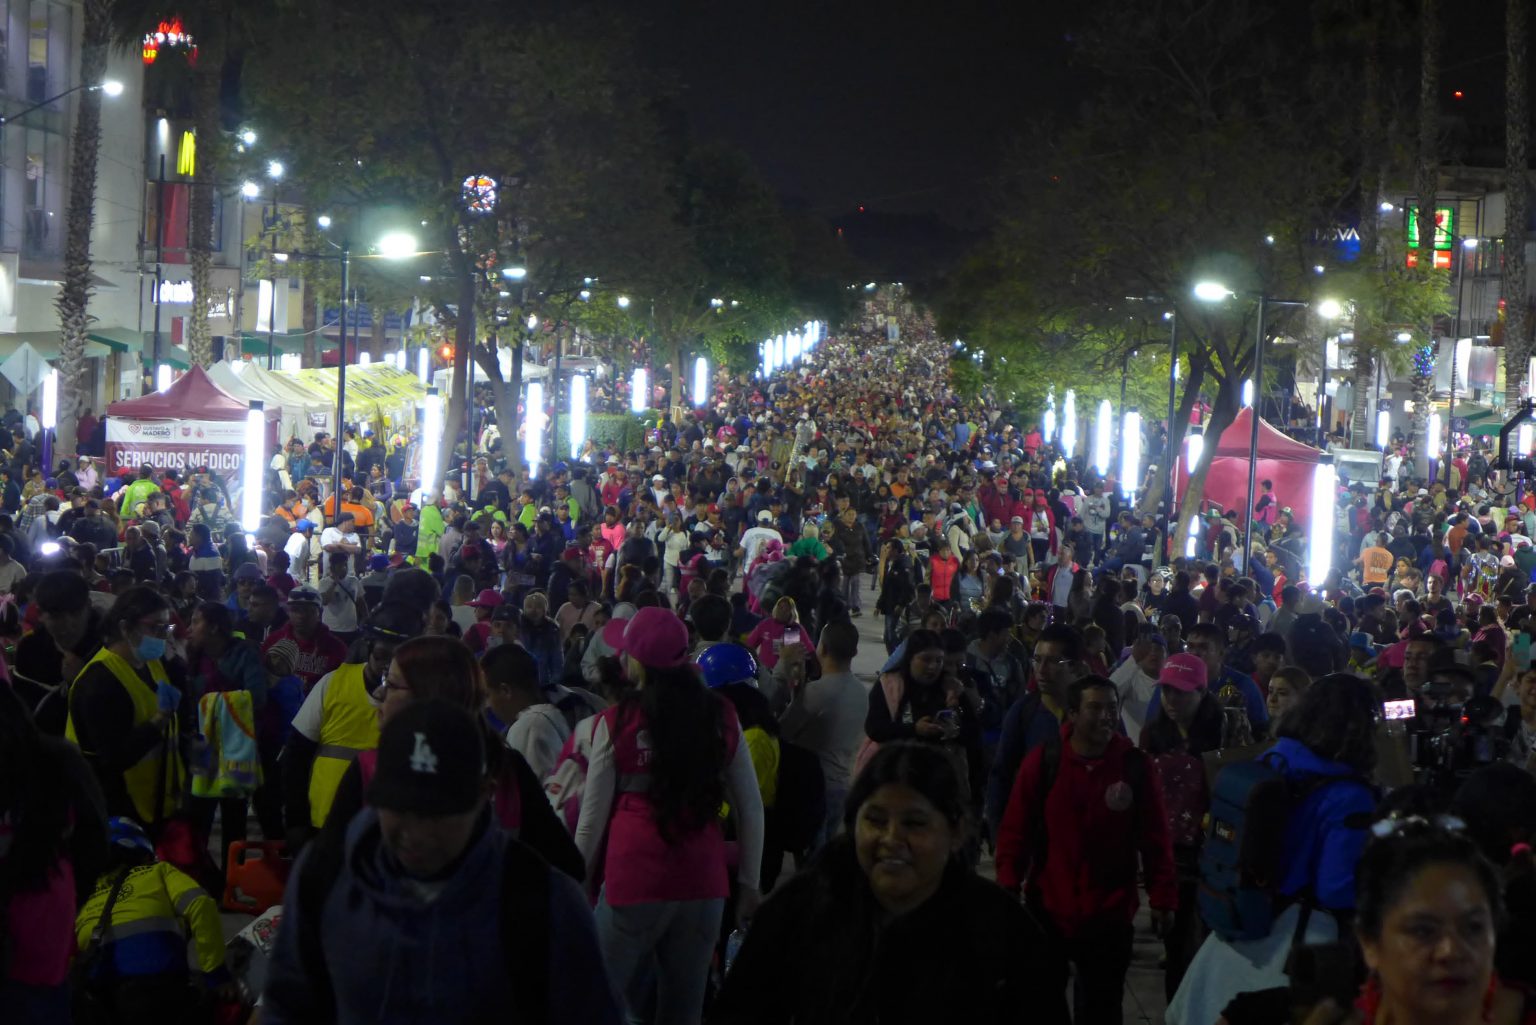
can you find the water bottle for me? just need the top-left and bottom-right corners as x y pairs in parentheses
(723, 928), (746, 975)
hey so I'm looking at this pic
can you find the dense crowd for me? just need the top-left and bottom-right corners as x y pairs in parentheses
(4, 288), (1536, 1025)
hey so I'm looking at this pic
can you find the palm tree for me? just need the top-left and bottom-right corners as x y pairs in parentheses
(1506, 0), (1529, 404)
(55, 0), (114, 462)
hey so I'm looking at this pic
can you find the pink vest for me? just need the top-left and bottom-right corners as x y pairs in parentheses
(600, 698), (740, 906)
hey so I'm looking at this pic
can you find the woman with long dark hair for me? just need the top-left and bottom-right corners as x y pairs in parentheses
(320, 634), (582, 882)
(576, 607), (764, 1025)
(1, 686), (109, 1020)
(710, 742), (1050, 1024)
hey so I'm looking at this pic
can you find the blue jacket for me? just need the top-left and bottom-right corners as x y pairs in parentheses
(1265, 737), (1376, 910)
(262, 808), (618, 1025)
(982, 693), (1062, 837)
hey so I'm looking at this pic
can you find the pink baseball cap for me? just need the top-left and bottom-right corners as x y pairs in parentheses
(601, 607), (692, 669)
(1157, 652), (1208, 692)
(467, 589), (504, 609)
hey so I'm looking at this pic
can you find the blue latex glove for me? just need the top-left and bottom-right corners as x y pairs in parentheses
(156, 680), (182, 714)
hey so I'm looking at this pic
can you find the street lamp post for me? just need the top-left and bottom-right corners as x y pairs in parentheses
(1446, 236), (1478, 485)
(264, 162), (284, 370)
(1244, 297), (1268, 570)
(1165, 310), (1178, 512)
(332, 243), (351, 509)
(0, 78), (122, 126)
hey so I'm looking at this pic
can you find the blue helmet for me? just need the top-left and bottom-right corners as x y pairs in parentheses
(108, 817), (154, 855)
(696, 643), (760, 689)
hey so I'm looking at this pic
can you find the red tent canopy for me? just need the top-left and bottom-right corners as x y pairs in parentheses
(108, 365), (277, 421)
(1178, 407), (1321, 530)
(1205, 408), (1324, 462)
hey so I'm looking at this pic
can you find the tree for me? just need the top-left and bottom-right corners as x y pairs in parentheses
(243, 1), (692, 488)
(55, 0), (113, 462)
(939, 0), (1370, 559)
(1505, 0), (1530, 411)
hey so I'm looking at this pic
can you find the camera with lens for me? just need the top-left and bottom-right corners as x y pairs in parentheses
(1406, 672), (1510, 793)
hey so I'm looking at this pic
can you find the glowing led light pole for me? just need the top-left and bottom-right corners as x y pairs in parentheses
(1094, 399), (1113, 477)
(1242, 379), (1254, 407)
(524, 381), (545, 478)
(1121, 408), (1142, 501)
(417, 347), (430, 384)
(1308, 455), (1336, 586)
(1427, 412), (1443, 479)
(693, 356), (709, 406)
(630, 368), (648, 413)
(241, 400), (265, 532)
(1061, 390), (1078, 458)
(569, 374), (588, 458)
(1521, 424), (1533, 458)
(1376, 409), (1391, 451)
(418, 387), (442, 503)
(1043, 389), (1057, 444)
(156, 365), (173, 392)
(40, 367), (56, 473)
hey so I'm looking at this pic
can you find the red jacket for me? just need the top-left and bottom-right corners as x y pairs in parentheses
(995, 723), (1178, 937)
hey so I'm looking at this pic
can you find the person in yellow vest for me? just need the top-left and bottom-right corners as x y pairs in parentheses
(280, 600), (424, 850)
(73, 817), (229, 1024)
(65, 586), (189, 829)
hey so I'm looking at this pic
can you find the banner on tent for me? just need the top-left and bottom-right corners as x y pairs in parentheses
(106, 418), (248, 474)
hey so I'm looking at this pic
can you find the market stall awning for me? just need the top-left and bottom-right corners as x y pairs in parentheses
(239, 333), (295, 357)
(0, 331), (114, 360)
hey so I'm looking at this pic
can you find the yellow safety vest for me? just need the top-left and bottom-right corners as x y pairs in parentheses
(76, 861), (225, 974)
(308, 661), (379, 827)
(66, 648), (181, 826)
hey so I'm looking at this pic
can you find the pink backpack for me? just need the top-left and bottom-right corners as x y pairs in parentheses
(1150, 750), (1209, 849)
(543, 717), (601, 834)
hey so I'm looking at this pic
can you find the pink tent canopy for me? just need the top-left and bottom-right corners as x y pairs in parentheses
(108, 365), (278, 422)
(1177, 408), (1321, 529)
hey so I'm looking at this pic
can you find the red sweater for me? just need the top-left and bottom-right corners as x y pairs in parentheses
(995, 723), (1178, 937)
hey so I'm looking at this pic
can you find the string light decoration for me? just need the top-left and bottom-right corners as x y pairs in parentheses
(1412, 344), (1436, 377)
(461, 175), (498, 214)
(143, 17), (196, 66)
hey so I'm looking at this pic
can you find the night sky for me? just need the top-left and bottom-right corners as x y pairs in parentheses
(632, 1), (1076, 228)
(622, 0), (1525, 278)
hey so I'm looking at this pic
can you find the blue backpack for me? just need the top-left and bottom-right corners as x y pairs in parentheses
(1197, 752), (1356, 943)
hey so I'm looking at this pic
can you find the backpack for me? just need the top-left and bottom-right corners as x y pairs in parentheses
(544, 717), (600, 834)
(1197, 751), (1359, 943)
(753, 559), (795, 612)
(552, 688), (605, 735)
(770, 739), (826, 856)
(295, 820), (550, 1023)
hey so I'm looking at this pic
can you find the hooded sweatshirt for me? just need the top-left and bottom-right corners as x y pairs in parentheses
(261, 808), (618, 1025)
